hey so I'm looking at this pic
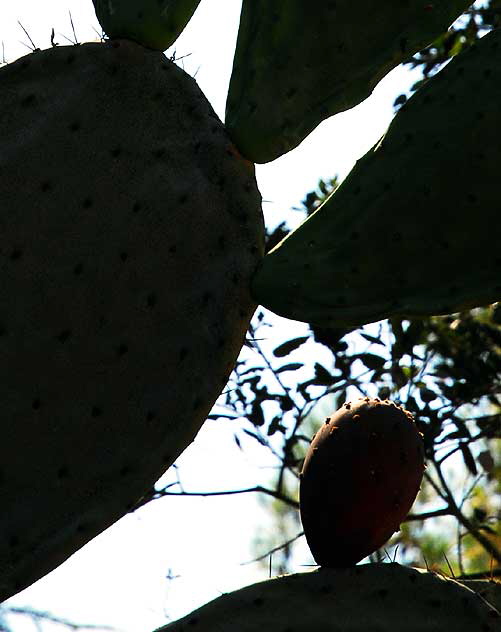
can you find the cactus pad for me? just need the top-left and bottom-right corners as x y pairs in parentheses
(93, 0), (201, 50)
(225, 0), (471, 163)
(459, 579), (501, 612)
(300, 398), (424, 567)
(157, 563), (500, 631)
(252, 28), (501, 326)
(0, 40), (263, 600)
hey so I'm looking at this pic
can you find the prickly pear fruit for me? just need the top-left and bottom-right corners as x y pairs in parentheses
(300, 398), (424, 567)
(0, 39), (263, 601)
(92, 0), (201, 50)
(225, 0), (471, 163)
(252, 27), (501, 326)
(156, 563), (500, 631)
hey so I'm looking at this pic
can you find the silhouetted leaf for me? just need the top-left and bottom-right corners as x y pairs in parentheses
(273, 336), (309, 358)
(276, 363), (303, 374)
(420, 386), (438, 403)
(460, 443), (478, 476)
(249, 402), (265, 427)
(243, 428), (267, 446)
(475, 414), (501, 438)
(477, 450), (495, 473)
(267, 416), (287, 437)
(378, 386), (391, 400)
(358, 353), (386, 370)
(360, 333), (385, 346)
(278, 395), (294, 412)
(473, 507), (487, 523)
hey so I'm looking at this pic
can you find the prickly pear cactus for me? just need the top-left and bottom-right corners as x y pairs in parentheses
(300, 398), (424, 567)
(459, 579), (501, 612)
(225, 0), (472, 163)
(92, 0), (201, 50)
(156, 563), (500, 631)
(0, 39), (263, 601)
(252, 27), (501, 326)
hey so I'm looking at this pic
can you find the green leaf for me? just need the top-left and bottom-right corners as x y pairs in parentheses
(358, 353), (386, 371)
(313, 362), (335, 385)
(249, 402), (265, 427)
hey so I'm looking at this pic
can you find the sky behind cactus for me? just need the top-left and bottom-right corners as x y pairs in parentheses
(0, 1), (423, 630)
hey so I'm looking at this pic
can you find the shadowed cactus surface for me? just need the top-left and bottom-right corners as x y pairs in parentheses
(252, 27), (501, 326)
(2, 0), (499, 610)
(156, 563), (500, 631)
(92, 0), (201, 51)
(458, 579), (501, 612)
(0, 38), (263, 601)
(300, 398), (425, 567)
(225, 0), (472, 163)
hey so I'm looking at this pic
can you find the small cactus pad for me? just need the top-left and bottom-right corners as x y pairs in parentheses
(156, 564), (500, 631)
(252, 28), (501, 326)
(93, 0), (201, 50)
(225, 0), (471, 163)
(300, 399), (424, 567)
(0, 40), (263, 600)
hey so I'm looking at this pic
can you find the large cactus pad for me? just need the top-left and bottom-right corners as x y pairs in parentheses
(0, 40), (263, 600)
(157, 564), (500, 631)
(92, 0), (201, 50)
(252, 28), (501, 327)
(225, 0), (471, 163)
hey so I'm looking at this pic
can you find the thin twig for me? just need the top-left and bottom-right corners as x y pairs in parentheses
(240, 531), (304, 566)
(3, 608), (116, 631)
(405, 507), (451, 521)
(431, 454), (501, 564)
(150, 485), (299, 509)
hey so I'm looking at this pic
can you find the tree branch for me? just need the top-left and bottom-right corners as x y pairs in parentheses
(431, 455), (501, 564)
(405, 507), (451, 522)
(2, 608), (115, 631)
(240, 531), (305, 566)
(151, 485), (300, 509)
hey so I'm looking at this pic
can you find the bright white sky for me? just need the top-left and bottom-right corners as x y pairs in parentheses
(0, 1), (426, 630)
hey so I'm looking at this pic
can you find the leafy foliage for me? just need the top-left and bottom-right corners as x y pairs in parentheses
(149, 171), (500, 577)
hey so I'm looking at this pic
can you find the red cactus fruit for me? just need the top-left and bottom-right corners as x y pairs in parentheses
(299, 398), (425, 567)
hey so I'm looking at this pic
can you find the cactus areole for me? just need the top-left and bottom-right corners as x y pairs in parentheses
(300, 398), (425, 567)
(0, 39), (263, 600)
